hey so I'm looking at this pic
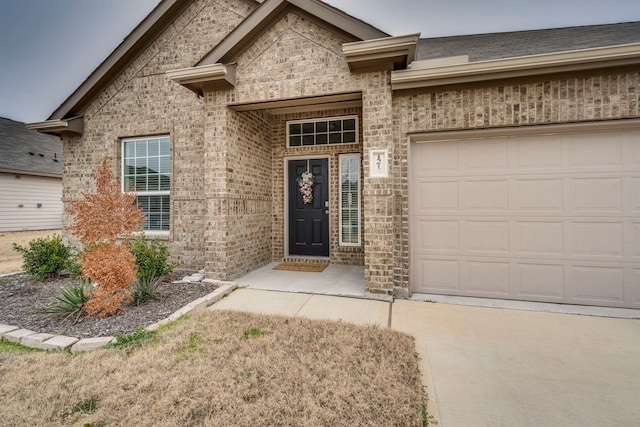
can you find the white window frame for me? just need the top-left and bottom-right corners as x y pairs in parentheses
(286, 115), (359, 148)
(339, 153), (361, 247)
(121, 135), (171, 234)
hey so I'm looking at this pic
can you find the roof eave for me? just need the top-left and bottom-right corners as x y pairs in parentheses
(343, 33), (421, 72)
(392, 42), (640, 90)
(26, 117), (84, 136)
(0, 168), (62, 179)
(167, 63), (237, 95)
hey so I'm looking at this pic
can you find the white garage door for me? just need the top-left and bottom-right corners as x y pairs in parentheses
(410, 125), (640, 309)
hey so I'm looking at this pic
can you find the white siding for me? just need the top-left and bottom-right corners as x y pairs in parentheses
(0, 173), (62, 232)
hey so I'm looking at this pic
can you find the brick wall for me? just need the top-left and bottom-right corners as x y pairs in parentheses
(62, 0), (255, 271)
(393, 70), (640, 294)
(203, 99), (274, 280)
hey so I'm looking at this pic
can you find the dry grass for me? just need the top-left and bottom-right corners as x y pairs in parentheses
(0, 310), (426, 426)
(0, 229), (61, 275)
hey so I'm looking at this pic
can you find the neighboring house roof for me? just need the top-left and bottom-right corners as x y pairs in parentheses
(417, 21), (640, 62)
(0, 117), (62, 177)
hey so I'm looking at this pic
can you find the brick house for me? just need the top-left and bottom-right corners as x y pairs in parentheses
(29, 0), (640, 308)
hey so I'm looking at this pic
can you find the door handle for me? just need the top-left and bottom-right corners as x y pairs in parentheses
(325, 210), (329, 215)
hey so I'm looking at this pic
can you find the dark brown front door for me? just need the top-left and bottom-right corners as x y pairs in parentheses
(288, 159), (329, 256)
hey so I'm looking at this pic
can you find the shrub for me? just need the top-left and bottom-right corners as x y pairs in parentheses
(131, 277), (162, 306)
(64, 248), (86, 281)
(12, 235), (70, 281)
(127, 236), (176, 305)
(41, 281), (90, 323)
(66, 158), (146, 317)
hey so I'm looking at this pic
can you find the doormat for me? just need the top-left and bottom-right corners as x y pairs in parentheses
(272, 261), (328, 273)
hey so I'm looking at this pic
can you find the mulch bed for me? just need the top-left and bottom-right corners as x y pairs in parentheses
(0, 273), (220, 338)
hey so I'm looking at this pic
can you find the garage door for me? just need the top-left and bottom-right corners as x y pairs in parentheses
(410, 125), (640, 308)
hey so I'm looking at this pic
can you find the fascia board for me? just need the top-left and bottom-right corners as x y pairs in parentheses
(393, 43), (640, 90)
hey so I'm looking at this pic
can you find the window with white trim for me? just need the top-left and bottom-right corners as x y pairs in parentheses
(122, 136), (170, 232)
(287, 116), (358, 147)
(339, 153), (361, 246)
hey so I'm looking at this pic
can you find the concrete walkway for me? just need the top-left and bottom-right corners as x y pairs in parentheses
(211, 288), (640, 426)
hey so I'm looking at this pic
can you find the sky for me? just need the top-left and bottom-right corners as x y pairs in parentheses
(1, 0), (639, 123)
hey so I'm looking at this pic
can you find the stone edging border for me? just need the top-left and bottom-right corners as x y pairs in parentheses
(0, 279), (237, 353)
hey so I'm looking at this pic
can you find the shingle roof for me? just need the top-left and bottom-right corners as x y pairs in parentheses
(417, 21), (640, 62)
(0, 117), (62, 177)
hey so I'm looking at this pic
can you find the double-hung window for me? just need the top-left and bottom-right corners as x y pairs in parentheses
(122, 136), (170, 232)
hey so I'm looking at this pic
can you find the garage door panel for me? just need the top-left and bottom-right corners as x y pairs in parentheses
(572, 265), (625, 302)
(514, 178), (563, 211)
(416, 180), (459, 212)
(517, 263), (565, 298)
(418, 220), (459, 251)
(572, 178), (623, 212)
(466, 261), (510, 295)
(514, 221), (564, 255)
(513, 136), (563, 171)
(564, 133), (623, 169)
(412, 141), (459, 176)
(632, 178), (640, 212)
(461, 140), (508, 172)
(572, 222), (623, 257)
(465, 221), (509, 254)
(463, 180), (509, 211)
(633, 223), (640, 257)
(416, 258), (460, 292)
(410, 126), (640, 308)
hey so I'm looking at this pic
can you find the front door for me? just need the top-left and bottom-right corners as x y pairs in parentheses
(288, 158), (329, 256)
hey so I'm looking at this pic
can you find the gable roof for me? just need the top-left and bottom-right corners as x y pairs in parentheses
(198, 0), (388, 66)
(45, 0), (385, 122)
(0, 117), (62, 177)
(48, 0), (208, 121)
(418, 21), (640, 62)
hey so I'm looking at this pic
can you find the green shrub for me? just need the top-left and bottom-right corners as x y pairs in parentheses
(127, 235), (176, 282)
(12, 235), (70, 281)
(127, 236), (176, 305)
(64, 248), (86, 280)
(41, 281), (90, 323)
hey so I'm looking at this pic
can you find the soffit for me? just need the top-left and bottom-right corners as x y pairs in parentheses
(227, 92), (362, 115)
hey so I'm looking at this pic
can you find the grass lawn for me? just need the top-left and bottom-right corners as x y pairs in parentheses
(0, 310), (428, 426)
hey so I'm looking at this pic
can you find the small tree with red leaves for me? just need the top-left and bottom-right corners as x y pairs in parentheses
(66, 158), (147, 317)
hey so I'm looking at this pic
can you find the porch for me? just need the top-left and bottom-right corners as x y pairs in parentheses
(235, 262), (365, 297)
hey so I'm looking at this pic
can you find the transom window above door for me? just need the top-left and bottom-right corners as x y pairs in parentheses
(287, 116), (358, 147)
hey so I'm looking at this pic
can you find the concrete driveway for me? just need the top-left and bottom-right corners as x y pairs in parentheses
(392, 301), (640, 426)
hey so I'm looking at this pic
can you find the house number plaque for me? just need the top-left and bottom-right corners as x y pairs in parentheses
(369, 149), (388, 178)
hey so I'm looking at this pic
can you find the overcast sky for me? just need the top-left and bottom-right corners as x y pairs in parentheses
(1, 0), (639, 123)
